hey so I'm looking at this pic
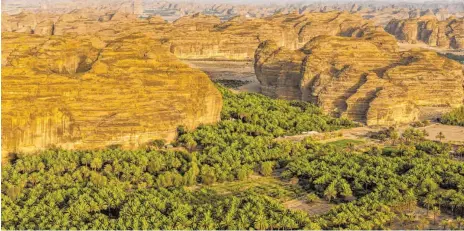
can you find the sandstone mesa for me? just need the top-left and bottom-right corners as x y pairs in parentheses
(2, 32), (222, 155)
(1, 4), (464, 155)
(254, 35), (463, 126)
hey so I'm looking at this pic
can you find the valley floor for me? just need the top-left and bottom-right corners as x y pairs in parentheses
(398, 42), (464, 56)
(184, 60), (261, 93)
(277, 123), (464, 145)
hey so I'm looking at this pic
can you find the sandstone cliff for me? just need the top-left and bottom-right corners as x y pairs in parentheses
(385, 16), (464, 49)
(2, 32), (222, 155)
(2, 10), (397, 61)
(166, 11), (398, 61)
(255, 36), (464, 126)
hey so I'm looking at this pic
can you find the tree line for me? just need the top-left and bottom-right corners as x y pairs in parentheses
(2, 85), (463, 230)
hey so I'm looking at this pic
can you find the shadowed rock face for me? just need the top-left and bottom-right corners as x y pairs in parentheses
(2, 32), (222, 155)
(385, 16), (464, 49)
(255, 36), (464, 126)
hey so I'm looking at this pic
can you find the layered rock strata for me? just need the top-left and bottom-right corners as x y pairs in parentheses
(2, 32), (222, 155)
(3, 10), (396, 61)
(385, 16), (464, 49)
(255, 36), (464, 125)
(167, 11), (397, 60)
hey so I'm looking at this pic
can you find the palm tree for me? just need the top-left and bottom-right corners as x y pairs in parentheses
(456, 217), (464, 230)
(324, 182), (337, 202)
(390, 130), (399, 145)
(254, 214), (269, 230)
(432, 207), (440, 225)
(416, 217), (430, 230)
(423, 194), (436, 214)
(440, 219), (452, 230)
(199, 211), (215, 230)
(90, 157), (102, 170)
(436, 132), (445, 142)
(346, 142), (355, 152)
(404, 190), (416, 213)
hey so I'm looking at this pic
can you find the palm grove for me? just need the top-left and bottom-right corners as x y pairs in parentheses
(2, 85), (464, 230)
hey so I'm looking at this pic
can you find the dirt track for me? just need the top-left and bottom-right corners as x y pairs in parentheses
(277, 123), (464, 144)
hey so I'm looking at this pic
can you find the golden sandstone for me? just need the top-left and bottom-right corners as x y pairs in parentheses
(385, 16), (464, 49)
(255, 35), (463, 125)
(1, 8), (463, 154)
(2, 32), (222, 155)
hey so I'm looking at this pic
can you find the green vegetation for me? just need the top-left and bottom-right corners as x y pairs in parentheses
(200, 175), (306, 202)
(2, 85), (464, 230)
(282, 139), (463, 229)
(213, 79), (251, 89)
(443, 53), (464, 64)
(175, 86), (354, 183)
(325, 139), (365, 149)
(442, 106), (464, 126)
(411, 120), (431, 128)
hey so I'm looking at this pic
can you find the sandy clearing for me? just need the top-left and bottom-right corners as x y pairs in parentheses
(185, 60), (261, 93)
(277, 123), (464, 144)
(398, 42), (464, 55)
(389, 206), (455, 230)
(420, 124), (464, 143)
(184, 60), (256, 81)
(284, 198), (334, 216)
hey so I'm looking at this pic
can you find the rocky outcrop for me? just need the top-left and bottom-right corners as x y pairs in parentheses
(0, 10), (398, 61)
(168, 11), (397, 61)
(2, 32), (222, 155)
(255, 35), (464, 126)
(385, 16), (464, 49)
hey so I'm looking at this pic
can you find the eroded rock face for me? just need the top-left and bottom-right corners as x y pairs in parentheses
(255, 36), (464, 126)
(168, 11), (397, 61)
(385, 16), (464, 49)
(1, 10), (398, 61)
(2, 32), (222, 155)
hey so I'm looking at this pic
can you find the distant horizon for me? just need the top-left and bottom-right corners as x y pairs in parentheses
(3, 0), (464, 6)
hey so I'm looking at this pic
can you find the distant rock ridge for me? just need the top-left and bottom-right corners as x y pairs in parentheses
(2, 10), (398, 61)
(385, 16), (464, 49)
(254, 35), (464, 126)
(167, 11), (398, 61)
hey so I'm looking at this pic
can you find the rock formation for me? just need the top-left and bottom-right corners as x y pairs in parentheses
(255, 35), (464, 126)
(2, 6), (463, 144)
(2, 32), (222, 155)
(385, 16), (464, 49)
(167, 11), (397, 61)
(3, 9), (398, 61)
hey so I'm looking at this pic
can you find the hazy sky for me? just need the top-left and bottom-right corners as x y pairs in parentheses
(147, 0), (463, 3)
(4, 0), (463, 4)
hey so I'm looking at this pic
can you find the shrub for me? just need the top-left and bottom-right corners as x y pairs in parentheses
(441, 106), (464, 126)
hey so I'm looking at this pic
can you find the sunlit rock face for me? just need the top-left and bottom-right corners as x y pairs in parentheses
(167, 11), (397, 61)
(255, 35), (464, 126)
(385, 16), (464, 49)
(2, 32), (222, 155)
(2, 10), (396, 61)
